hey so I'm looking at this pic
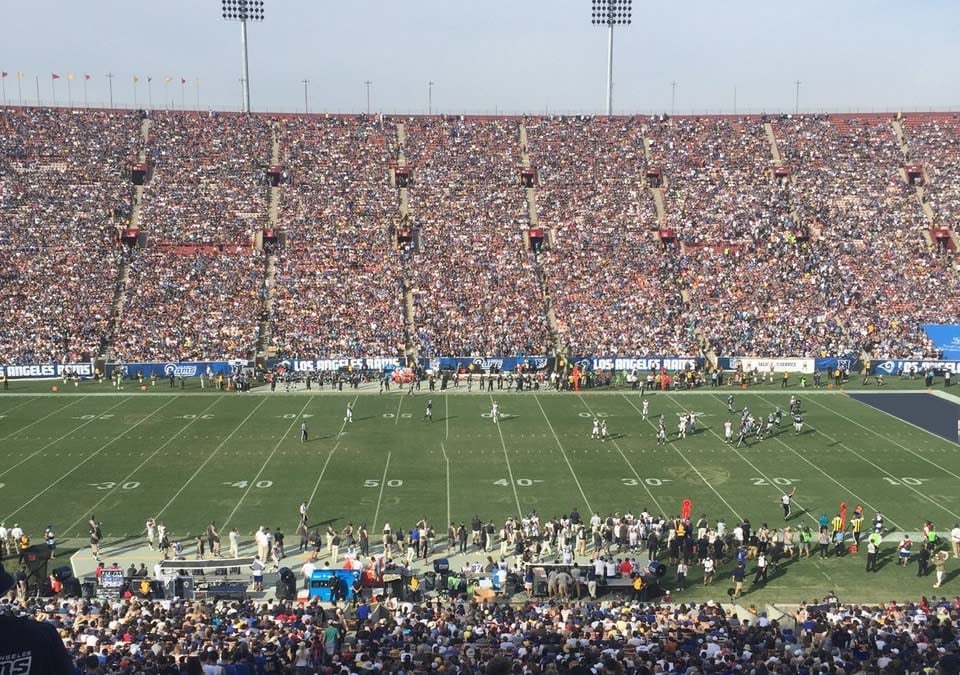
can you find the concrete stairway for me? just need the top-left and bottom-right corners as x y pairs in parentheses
(256, 124), (281, 356)
(100, 117), (151, 360)
(642, 135), (667, 227)
(892, 120), (957, 249)
(395, 123), (418, 363)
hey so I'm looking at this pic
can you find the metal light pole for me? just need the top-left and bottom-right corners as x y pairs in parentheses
(106, 73), (113, 108)
(221, 0), (265, 114)
(428, 80), (434, 115)
(591, 0), (631, 116)
(302, 79), (309, 113)
(670, 80), (677, 115)
(364, 80), (372, 114)
(794, 80), (801, 114)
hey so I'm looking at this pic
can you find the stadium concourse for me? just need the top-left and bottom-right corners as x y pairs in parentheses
(1, 108), (959, 364)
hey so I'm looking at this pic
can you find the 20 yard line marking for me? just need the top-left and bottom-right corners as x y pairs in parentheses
(578, 394), (664, 516)
(4, 396), (178, 521)
(533, 395), (593, 514)
(0, 396), (41, 418)
(371, 452), (392, 532)
(440, 442), (451, 526)
(305, 395), (359, 514)
(490, 394), (523, 517)
(222, 398), (312, 528)
(154, 398), (268, 520)
(621, 394), (743, 521)
(63, 398), (223, 536)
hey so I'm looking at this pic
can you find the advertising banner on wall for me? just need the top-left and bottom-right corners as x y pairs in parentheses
(0, 362), (95, 380)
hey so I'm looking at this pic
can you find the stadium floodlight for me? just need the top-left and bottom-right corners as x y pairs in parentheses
(591, 0), (632, 116)
(220, 0), (265, 113)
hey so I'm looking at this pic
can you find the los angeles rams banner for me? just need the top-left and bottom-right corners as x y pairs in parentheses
(870, 359), (960, 376)
(278, 357), (403, 372)
(0, 362), (95, 380)
(104, 361), (242, 378)
(571, 356), (700, 372)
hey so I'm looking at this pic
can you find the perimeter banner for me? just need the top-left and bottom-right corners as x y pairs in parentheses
(0, 362), (95, 380)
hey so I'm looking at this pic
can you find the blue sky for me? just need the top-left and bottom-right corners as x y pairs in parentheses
(2, 0), (958, 114)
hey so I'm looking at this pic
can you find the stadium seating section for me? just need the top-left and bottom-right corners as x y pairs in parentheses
(1, 107), (959, 363)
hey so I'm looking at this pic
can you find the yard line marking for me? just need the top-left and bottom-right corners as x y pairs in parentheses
(0, 397), (130, 480)
(0, 396), (88, 444)
(620, 394), (743, 521)
(0, 396), (41, 417)
(154, 398), (268, 520)
(63, 398), (223, 536)
(791, 395), (960, 522)
(440, 441), (451, 526)
(305, 395), (359, 513)
(371, 452), (392, 532)
(807, 395), (960, 477)
(445, 394), (449, 440)
(578, 394), (664, 517)
(394, 394), (403, 424)
(533, 395), (593, 514)
(3, 397), (177, 521)
(490, 394), (523, 517)
(222, 398), (312, 528)
(742, 394), (902, 528)
(668, 394), (823, 528)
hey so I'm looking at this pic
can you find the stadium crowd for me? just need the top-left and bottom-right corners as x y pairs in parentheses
(903, 113), (960, 232)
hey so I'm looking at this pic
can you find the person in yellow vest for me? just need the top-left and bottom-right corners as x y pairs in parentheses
(17, 533), (29, 564)
(631, 574), (644, 601)
(139, 577), (152, 598)
(831, 513), (844, 536)
(849, 508), (864, 550)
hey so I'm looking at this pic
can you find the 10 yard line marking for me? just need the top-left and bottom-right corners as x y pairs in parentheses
(371, 452), (392, 532)
(440, 442), (451, 526)
(0, 397), (131, 480)
(154, 397), (268, 521)
(222, 398), (312, 528)
(577, 394), (664, 516)
(0, 396), (89, 444)
(4, 396), (178, 521)
(64, 398), (223, 536)
(490, 394), (523, 517)
(305, 395), (359, 515)
(621, 393), (743, 521)
(534, 395), (593, 514)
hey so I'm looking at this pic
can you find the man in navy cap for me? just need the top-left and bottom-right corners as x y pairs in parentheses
(0, 561), (73, 675)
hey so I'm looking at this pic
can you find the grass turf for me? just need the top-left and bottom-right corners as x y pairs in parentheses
(1, 378), (960, 604)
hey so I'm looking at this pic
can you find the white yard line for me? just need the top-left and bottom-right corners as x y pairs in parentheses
(440, 441), (451, 526)
(222, 398), (312, 528)
(577, 394), (664, 516)
(747, 393), (905, 530)
(63, 398), (223, 536)
(4, 396), (177, 521)
(154, 398), (268, 520)
(305, 395), (360, 512)
(371, 452), (392, 532)
(490, 394), (523, 517)
(394, 395), (403, 425)
(794, 397), (960, 522)
(0, 398), (132, 481)
(445, 394), (449, 440)
(620, 394), (743, 521)
(0, 396), (89, 444)
(0, 395), (41, 417)
(533, 395), (594, 514)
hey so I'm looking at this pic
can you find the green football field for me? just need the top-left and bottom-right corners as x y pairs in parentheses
(2, 377), (960, 603)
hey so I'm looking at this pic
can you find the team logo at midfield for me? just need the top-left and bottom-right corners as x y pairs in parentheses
(164, 363), (199, 377)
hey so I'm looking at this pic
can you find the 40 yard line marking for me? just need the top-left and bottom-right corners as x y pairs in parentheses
(3, 396), (178, 522)
(154, 398), (268, 521)
(490, 394), (523, 517)
(222, 398), (312, 528)
(577, 394), (663, 516)
(371, 452), (392, 532)
(63, 398), (223, 536)
(305, 395), (359, 516)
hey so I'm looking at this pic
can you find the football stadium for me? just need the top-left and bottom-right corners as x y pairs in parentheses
(3, 1), (960, 672)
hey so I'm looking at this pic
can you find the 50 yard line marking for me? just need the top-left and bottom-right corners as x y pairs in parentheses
(222, 398), (312, 528)
(4, 396), (178, 521)
(154, 397), (268, 520)
(394, 394), (404, 424)
(64, 398), (223, 536)
(371, 452), (392, 532)
(440, 442), (451, 526)
(305, 395), (359, 515)
(490, 394), (522, 517)
(578, 394), (663, 516)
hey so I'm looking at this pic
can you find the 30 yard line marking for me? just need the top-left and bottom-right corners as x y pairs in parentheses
(63, 398), (223, 536)
(440, 441), (451, 526)
(746, 393), (903, 529)
(490, 394), (522, 517)
(806, 396), (960, 479)
(371, 452), (392, 532)
(578, 394), (663, 516)
(0, 396), (89, 444)
(790, 396), (960, 522)
(305, 395), (359, 515)
(621, 393), (743, 521)
(154, 398), (268, 520)
(0, 397), (131, 480)
(222, 398), (312, 528)
(533, 395), (594, 514)
(3, 396), (178, 521)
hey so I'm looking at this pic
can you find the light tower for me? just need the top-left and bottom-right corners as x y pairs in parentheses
(591, 0), (632, 116)
(221, 0), (265, 113)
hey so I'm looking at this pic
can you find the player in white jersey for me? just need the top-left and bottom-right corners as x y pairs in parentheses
(344, 402), (353, 423)
(641, 398), (649, 419)
(592, 418), (600, 439)
(490, 401), (499, 422)
(146, 517), (156, 550)
(657, 419), (667, 445)
(678, 415), (688, 439)
(723, 419), (733, 442)
(600, 420), (609, 442)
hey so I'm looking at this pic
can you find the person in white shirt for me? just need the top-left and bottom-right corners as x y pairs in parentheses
(702, 556), (715, 585)
(301, 559), (316, 588)
(146, 518), (156, 550)
(229, 528), (240, 558)
(255, 526), (268, 560)
(723, 419), (733, 442)
(0, 523), (7, 558)
(250, 555), (265, 592)
(951, 523), (960, 559)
